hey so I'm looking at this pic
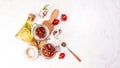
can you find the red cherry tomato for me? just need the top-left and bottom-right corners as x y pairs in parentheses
(61, 14), (67, 21)
(59, 53), (65, 59)
(53, 19), (59, 25)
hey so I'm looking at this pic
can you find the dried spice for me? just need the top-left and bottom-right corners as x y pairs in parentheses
(53, 30), (58, 36)
(61, 42), (66, 47)
(59, 29), (62, 34)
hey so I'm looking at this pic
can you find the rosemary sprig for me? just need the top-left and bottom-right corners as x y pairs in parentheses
(35, 40), (39, 48)
(42, 4), (49, 10)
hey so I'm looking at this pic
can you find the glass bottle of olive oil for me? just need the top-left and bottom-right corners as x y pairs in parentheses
(15, 13), (36, 42)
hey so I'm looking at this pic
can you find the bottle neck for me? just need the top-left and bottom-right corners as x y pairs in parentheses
(27, 13), (36, 22)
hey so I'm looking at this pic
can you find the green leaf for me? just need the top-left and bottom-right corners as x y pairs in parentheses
(36, 40), (39, 48)
(42, 4), (49, 10)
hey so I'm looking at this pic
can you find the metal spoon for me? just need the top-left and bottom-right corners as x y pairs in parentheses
(61, 42), (81, 62)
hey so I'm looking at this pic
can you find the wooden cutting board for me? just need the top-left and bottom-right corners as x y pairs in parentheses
(38, 9), (59, 49)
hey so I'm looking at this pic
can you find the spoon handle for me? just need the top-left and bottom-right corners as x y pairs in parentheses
(67, 47), (81, 62)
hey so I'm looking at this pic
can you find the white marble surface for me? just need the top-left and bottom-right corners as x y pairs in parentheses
(0, 0), (120, 68)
